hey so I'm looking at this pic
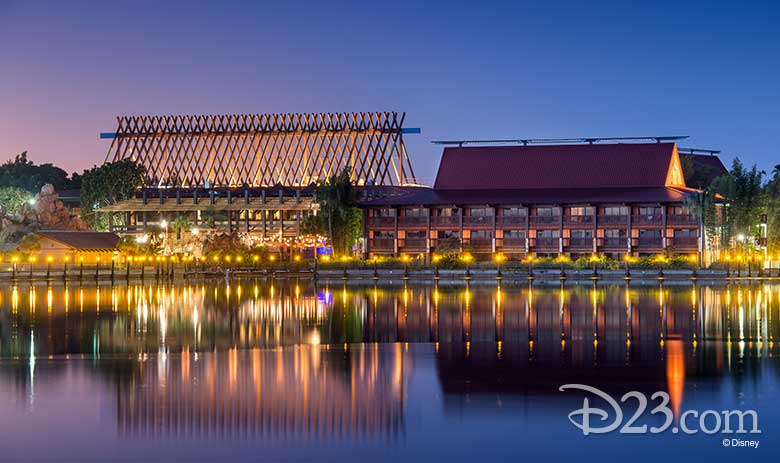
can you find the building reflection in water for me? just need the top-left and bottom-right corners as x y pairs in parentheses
(0, 280), (778, 440)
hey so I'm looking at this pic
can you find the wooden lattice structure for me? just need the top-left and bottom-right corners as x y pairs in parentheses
(104, 112), (417, 187)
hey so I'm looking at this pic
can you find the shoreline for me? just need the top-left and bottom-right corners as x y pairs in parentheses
(0, 265), (776, 284)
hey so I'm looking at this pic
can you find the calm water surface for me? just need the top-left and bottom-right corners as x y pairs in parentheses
(0, 279), (778, 462)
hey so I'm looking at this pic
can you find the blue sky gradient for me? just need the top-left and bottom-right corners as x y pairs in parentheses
(1, 0), (778, 181)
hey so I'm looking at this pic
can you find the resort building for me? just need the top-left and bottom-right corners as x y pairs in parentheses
(97, 112), (419, 248)
(361, 140), (720, 261)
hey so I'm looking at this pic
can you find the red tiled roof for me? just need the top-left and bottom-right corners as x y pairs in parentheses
(358, 186), (692, 207)
(434, 143), (678, 190)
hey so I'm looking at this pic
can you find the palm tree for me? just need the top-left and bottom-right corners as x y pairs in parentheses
(170, 215), (191, 240)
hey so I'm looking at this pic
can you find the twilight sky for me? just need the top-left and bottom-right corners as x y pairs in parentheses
(1, 0), (779, 183)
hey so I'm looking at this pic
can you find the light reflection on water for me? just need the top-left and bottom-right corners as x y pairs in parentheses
(0, 281), (778, 461)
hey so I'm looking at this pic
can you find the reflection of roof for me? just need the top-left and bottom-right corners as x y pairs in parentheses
(35, 231), (119, 251)
(359, 186), (692, 207)
(434, 143), (679, 190)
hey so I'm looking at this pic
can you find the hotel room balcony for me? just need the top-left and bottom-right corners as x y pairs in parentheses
(463, 238), (493, 252)
(563, 237), (594, 251)
(632, 214), (663, 226)
(495, 215), (527, 227)
(396, 216), (427, 228)
(562, 215), (594, 227)
(598, 237), (628, 250)
(668, 236), (698, 250)
(597, 214), (628, 226)
(666, 214), (698, 226)
(529, 237), (560, 252)
(462, 215), (494, 228)
(634, 237), (663, 249)
(367, 216), (395, 228)
(431, 215), (459, 228)
(498, 237), (527, 252)
(369, 238), (395, 252)
(528, 215), (559, 227)
(398, 238), (427, 252)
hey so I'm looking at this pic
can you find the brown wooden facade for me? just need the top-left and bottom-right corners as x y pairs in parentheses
(365, 203), (701, 259)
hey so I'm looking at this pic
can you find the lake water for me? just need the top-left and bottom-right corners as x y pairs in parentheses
(0, 279), (777, 462)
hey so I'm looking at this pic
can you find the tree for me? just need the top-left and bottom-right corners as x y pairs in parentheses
(17, 233), (41, 255)
(0, 186), (33, 217)
(80, 159), (146, 230)
(170, 215), (191, 240)
(0, 151), (77, 192)
(301, 168), (362, 255)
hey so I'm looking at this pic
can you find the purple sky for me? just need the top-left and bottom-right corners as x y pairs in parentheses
(1, 0), (779, 183)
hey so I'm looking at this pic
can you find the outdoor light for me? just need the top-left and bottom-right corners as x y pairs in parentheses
(160, 219), (168, 229)
(432, 255), (441, 263)
(27, 198), (36, 206)
(136, 234), (149, 244)
(46, 256), (53, 263)
(737, 234), (745, 242)
(252, 255), (259, 262)
(191, 227), (199, 235)
(269, 255), (276, 261)
(294, 255), (301, 262)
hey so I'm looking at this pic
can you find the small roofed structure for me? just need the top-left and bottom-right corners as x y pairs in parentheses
(34, 231), (120, 262)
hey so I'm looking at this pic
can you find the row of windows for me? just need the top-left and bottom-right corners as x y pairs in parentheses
(375, 206), (688, 217)
(374, 229), (696, 239)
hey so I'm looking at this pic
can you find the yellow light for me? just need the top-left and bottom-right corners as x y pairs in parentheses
(725, 255), (731, 261)
(690, 254), (697, 263)
(269, 255), (276, 261)
(252, 255), (259, 262)
(63, 256), (70, 263)
(624, 254), (631, 262)
(432, 254), (441, 263)
(79, 256), (84, 262)
(11, 256), (19, 263)
(28, 256), (36, 263)
(294, 255), (301, 262)
(401, 255), (410, 263)
(494, 253), (505, 263)
(236, 256), (243, 263)
(461, 253), (473, 263)
(46, 255), (53, 263)
(225, 255), (232, 262)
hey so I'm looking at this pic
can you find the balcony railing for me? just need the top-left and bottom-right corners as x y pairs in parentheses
(563, 215), (594, 227)
(464, 238), (493, 251)
(597, 214), (628, 226)
(499, 237), (527, 250)
(667, 214), (698, 226)
(431, 215), (459, 228)
(496, 215), (527, 227)
(398, 238), (427, 251)
(367, 216), (395, 227)
(462, 215), (494, 228)
(632, 215), (663, 226)
(369, 238), (395, 251)
(530, 237), (560, 249)
(397, 216), (427, 227)
(564, 237), (594, 249)
(599, 237), (628, 249)
(529, 215), (559, 226)
(635, 237), (663, 248)
(669, 237), (698, 249)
